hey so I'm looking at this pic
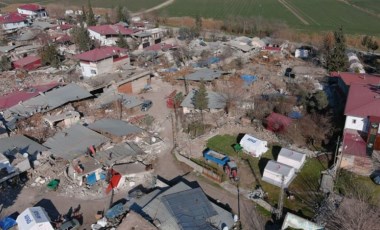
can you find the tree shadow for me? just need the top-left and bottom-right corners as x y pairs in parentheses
(0, 172), (28, 210)
(34, 198), (60, 221)
(272, 145), (282, 160)
(259, 158), (271, 176)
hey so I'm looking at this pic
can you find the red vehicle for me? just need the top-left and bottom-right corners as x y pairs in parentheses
(224, 161), (239, 181)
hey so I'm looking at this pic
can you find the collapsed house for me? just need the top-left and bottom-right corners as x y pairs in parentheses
(127, 181), (235, 230)
(180, 89), (226, 114)
(87, 118), (143, 141)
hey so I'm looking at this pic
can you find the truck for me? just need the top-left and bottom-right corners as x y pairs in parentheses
(224, 161), (239, 181)
(203, 149), (230, 167)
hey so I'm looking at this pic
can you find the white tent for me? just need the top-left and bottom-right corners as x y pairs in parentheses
(239, 134), (268, 157)
(277, 148), (306, 171)
(262, 160), (295, 187)
(16, 207), (54, 230)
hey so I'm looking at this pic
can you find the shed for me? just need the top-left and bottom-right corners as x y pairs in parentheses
(12, 56), (41, 71)
(16, 207), (54, 230)
(239, 134), (268, 157)
(277, 148), (306, 171)
(262, 160), (295, 187)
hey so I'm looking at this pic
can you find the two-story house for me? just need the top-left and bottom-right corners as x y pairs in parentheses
(341, 83), (380, 175)
(0, 12), (30, 31)
(88, 25), (135, 46)
(17, 4), (48, 19)
(133, 28), (166, 50)
(74, 46), (130, 77)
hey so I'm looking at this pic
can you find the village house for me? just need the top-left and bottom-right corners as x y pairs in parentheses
(133, 28), (166, 50)
(88, 25), (134, 46)
(75, 46), (130, 77)
(12, 55), (42, 71)
(180, 89), (226, 114)
(0, 12), (30, 31)
(17, 4), (48, 19)
(340, 83), (380, 175)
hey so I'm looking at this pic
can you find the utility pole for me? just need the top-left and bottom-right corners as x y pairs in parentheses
(333, 136), (340, 177)
(276, 176), (285, 221)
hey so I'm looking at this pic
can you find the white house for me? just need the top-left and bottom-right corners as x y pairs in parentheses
(0, 13), (30, 31)
(74, 46), (130, 77)
(133, 28), (166, 50)
(277, 148), (306, 171)
(340, 83), (380, 174)
(239, 134), (269, 157)
(16, 207), (54, 230)
(88, 25), (134, 46)
(262, 160), (296, 187)
(17, 4), (48, 19)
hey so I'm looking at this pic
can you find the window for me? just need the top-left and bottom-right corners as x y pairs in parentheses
(90, 69), (97, 75)
(352, 119), (356, 124)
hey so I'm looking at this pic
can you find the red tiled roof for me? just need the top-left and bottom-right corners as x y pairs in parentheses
(0, 12), (27, 24)
(74, 46), (127, 62)
(344, 83), (380, 117)
(330, 72), (380, 87)
(88, 25), (134, 36)
(18, 4), (45, 11)
(13, 56), (41, 66)
(0, 82), (59, 110)
(342, 129), (367, 157)
(144, 43), (176, 51)
(51, 24), (73, 31)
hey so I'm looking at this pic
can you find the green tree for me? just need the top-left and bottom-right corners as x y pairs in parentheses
(0, 56), (12, 72)
(105, 13), (111, 24)
(72, 24), (92, 51)
(86, 0), (96, 26)
(308, 90), (329, 113)
(370, 40), (379, 53)
(39, 44), (61, 68)
(116, 33), (128, 49)
(115, 6), (130, 23)
(80, 5), (86, 23)
(193, 79), (208, 126)
(195, 14), (202, 33)
(326, 27), (347, 72)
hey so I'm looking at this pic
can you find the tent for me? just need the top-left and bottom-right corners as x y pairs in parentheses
(239, 134), (269, 157)
(277, 148), (306, 171)
(241, 75), (257, 87)
(0, 217), (17, 230)
(16, 207), (54, 230)
(262, 160), (295, 187)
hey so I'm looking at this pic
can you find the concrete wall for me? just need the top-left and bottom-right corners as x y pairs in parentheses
(80, 57), (113, 77)
(2, 21), (28, 31)
(17, 9), (47, 18)
(344, 115), (368, 132)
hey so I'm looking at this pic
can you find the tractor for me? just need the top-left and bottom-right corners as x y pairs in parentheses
(224, 161), (239, 181)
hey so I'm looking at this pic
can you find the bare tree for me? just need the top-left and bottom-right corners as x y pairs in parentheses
(215, 77), (245, 115)
(372, 151), (380, 170)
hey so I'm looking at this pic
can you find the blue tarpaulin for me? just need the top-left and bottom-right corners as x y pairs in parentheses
(289, 111), (302, 119)
(0, 217), (17, 230)
(105, 203), (125, 219)
(87, 173), (97, 185)
(241, 75), (258, 86)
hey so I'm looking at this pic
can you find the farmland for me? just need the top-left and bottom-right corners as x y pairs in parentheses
(1, 0), (379, 34)
(0, 0), (166, 12)
(162, 0), (380, 34)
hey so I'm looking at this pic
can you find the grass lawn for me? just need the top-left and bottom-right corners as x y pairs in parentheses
(207, 134), (328, 218)
(336, 170), (380, 206)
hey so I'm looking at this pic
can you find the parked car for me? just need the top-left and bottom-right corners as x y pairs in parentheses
(59, 218), (80, 230)
(141, 100), (153, 112)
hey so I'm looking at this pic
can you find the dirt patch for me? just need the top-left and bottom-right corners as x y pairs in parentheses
(165, 17), (223, 30)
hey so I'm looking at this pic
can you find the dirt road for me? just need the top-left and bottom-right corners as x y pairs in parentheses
(132, 0), (175, 16)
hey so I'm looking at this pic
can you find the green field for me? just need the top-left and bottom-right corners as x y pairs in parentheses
(1, 0), (166, 12)
(3, 0), (379, 34)
(162, 0), (380, 34)
(348, 0), (380, 15)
